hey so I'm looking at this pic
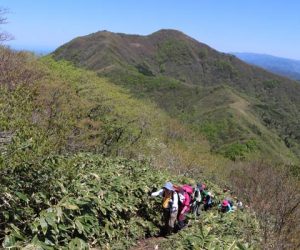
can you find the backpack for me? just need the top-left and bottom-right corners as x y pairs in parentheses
(173, 186), (184, 204)
(173, 184), (193, 206)
(193, 187), (202, 202)
(162, 190), (172, 209)
(202, 191), (212, 205)
(182, 184), (193, 195)
(194, 189), (200, 198)
(178, 185), (193, 211)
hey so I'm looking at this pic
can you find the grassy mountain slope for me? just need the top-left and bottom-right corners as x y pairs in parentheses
(52, 30), (300, 166)
(0, 47), (225, 177)
(0, 46), (261, 249)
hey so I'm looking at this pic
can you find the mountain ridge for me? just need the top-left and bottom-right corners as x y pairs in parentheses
(52, 29), (300, 165)
(1, 32), (299, 249)
(233, 52), (300, 81)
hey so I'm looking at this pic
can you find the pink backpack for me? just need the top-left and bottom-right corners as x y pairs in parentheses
(183, 192), (191, 206)
(182, 184), (193, 195)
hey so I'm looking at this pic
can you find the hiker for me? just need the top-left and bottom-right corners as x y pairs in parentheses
(177, 184), (193, 230)
(191, 183), (203, 216)
(219, 199), (233, 213)
(202, 190), (213, 211)
(237, 200), (243, 209)
(233, 196), (243, 210)
(151, 182), (178, 235)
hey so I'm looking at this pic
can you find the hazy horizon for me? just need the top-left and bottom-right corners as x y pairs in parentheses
(2, 0), (300, 60)
(9, 34), (300, 62)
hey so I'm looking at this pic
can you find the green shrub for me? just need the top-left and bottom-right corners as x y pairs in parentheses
(221, 140), (258, 161)
(262, 79), (280, 89)
(159, 211), (260, 249)
(0, 153), (260, 249)
(1, 154), (167, 249)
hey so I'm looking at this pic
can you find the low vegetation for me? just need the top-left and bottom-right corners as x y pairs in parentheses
(1, 37), (299, 249)
(1, 154), (167, 249)
(158, 211), (259, 250)
(0, 47), (232, 249)
(231, 162), (300, 249)
(1, 153), (261, 249)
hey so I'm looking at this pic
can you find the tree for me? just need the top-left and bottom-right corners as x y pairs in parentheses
(0, 8), (12, 42)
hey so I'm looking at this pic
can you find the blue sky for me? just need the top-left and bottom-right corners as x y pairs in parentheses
(1, 0), (300, 59)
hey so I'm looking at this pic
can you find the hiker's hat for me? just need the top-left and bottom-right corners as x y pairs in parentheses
(197, 183), (204, 191)
(163, 182), (174, 191)
(222, 200), (229, 206)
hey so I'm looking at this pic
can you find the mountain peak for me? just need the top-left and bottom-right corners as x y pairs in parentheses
(88, 29), (188, 40)
(149, 29), (185, 36)
(53, 29), (299, 87)
(52, 28), (300, 171)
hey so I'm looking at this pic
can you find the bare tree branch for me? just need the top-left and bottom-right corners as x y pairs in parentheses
(0, 7), (13, 42)
(0, 8), (8, 24)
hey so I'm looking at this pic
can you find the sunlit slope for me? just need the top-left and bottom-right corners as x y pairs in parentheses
(0, 50), (225, 177)
(52, 29), (300, 165)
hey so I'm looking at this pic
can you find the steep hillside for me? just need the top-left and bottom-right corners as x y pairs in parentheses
(53, 30), (300, 166)
(2, 41), (299, 250)
(0, 46), (262, 249)
(233, 52), (300, 81)
(0, 46), (226, 177)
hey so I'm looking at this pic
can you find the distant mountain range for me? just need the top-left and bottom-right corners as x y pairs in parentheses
(52, 29), (300, 164)
(233, 52), (300, 81)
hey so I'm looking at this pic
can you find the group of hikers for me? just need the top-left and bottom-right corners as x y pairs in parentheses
(151, 181), (243, 235)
